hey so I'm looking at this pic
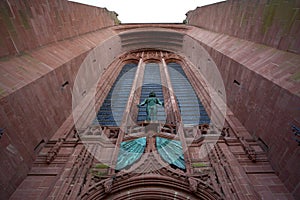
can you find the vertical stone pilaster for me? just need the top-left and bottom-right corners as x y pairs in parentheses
(160, 57), (192, 174)
(109, 56), (145, 174)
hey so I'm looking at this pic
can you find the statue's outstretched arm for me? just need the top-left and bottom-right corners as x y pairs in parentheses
(156, 98), (164, 107)
(138, 98), (148, 107)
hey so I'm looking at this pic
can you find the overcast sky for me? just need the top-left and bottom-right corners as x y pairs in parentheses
(69, 0), (224, 23)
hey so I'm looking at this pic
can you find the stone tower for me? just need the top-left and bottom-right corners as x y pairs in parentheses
(0, 0), (299, 199)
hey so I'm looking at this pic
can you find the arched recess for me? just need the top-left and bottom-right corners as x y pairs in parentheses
(74, 29), (227, 200)
(164, 57), (213, 123)
(73, 27), (226, 131)
(122, 58), (140, 65)
(143, 58), (161, 64)
(81, 175), (221, 200)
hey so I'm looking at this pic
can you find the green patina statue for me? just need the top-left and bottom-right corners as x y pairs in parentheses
(138, 91), (164, 121)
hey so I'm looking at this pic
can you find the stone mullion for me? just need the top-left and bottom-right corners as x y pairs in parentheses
(161, 57), (181, 123)
(161, 57), (192, 174)
(177, 123), (192, 174)
(109, 55), (145, 174)
(159, 61), (175, 124)
(120, 56), (145, 129)
(121, 58), (145, 128)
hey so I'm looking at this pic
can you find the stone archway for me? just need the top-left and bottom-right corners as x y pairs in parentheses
(82, 175), (221, 200)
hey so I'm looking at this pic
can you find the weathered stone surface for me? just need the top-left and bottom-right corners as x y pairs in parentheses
(186, 0), (300, 54)
(182, 27), (300, 199)
(0, 1), (118, 198)
(0, 0), (118, 57)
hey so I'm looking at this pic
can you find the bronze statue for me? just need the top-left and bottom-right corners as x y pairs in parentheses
(138, 91), (164, 121)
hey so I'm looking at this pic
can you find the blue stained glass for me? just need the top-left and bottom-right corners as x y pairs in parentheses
(168, 63), (210, 125)
(156, 137), (186, 170)
(116, 137), (146, 170)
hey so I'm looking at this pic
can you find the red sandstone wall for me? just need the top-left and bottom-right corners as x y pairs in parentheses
(220, 52), (300, 199)
(0, 1), (119, 198)
(186, 0), (300, 54)
(0, 0), (118, 57)
(0, 27), (122, 198)
(0, 54), (85, 199)
(183, 29), (300, 199)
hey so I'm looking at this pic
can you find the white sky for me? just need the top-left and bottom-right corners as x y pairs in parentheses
(69, 0), (224, 23)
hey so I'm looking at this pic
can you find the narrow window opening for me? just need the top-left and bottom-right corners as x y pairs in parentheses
(34, 139), (45, 153)
(258, 138), (268, 152)
(292, 124), (300, 146)
(0, 128), (4, 139)
(233, 79), (241, 86)
(61, 81), (69, 90)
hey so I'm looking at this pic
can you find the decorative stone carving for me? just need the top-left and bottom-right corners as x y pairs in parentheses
(46, 138), (64, 164)
(90, 126), (102, 135)
(188, 177), (198, 192)
(200, 124), (209, 134)
(73, 129), (79, 139)
(221, 127), (230, 137)
(100, 127), (119, 138)
(239, 137), (256, 162)
(103, 178), (114, 193)
(161, 123), (176, 134)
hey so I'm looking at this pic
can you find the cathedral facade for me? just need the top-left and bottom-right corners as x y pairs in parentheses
(0, 0), (299, 199)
